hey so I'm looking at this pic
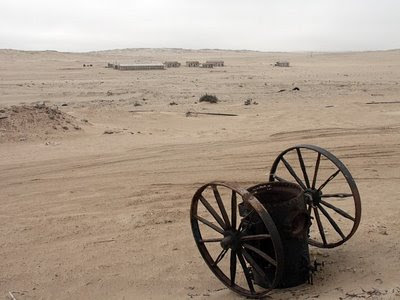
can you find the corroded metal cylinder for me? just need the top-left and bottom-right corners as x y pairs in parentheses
(247, 181), (310, 288)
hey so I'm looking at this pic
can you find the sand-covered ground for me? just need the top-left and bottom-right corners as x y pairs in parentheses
(0, 48), (399, 299)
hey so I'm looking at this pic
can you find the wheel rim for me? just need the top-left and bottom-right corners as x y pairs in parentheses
(269, 144), (361, 248)
(190, 181), (284, 298)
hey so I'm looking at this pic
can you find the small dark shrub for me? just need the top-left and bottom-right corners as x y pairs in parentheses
(244, 98), (252, 105)
(199, 94), (218, 104)
(244, 98), (259, 106)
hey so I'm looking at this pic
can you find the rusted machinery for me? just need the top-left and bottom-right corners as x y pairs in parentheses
(190, 145), (361, 298)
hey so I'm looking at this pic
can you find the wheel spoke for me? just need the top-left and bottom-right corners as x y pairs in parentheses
(242, 248), (270, 285)
(318, 204), (346, 239)
(312, 153), (321, 189)
(237, 252), (255, 294)
(322, 193), (353, 199)
(281, 157), (307, 190)
(313, 207), (327, 245)
(194, 215), (224, 234)
(320, 200), (355, 221)
(213, 248), (228, 266)
(297, 148), (310, 188)
(212, 185), (231, 228)
(318, 169), (340, 191)
(198, 237), (224, 243)
(240, 234), (271, 242)
(230, 250), (237, 286)
(199, 195), (226, 229)
(231, 191), (237, 230)
(242, 243), (277, 266)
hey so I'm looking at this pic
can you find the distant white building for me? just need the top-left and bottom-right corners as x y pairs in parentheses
(206, 60), (224, 67)
(115, 63), (165, 71)
(275, 61), (290, 67)
(186, 61), (200, 67)
(201, 62), (214, 68)
(164, 61), (181, 68)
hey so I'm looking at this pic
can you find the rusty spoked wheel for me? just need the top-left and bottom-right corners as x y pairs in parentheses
(190, 181), (284, 298)
(269, 145), (361, 248)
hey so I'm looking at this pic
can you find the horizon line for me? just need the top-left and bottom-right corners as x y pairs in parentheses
(1, 47), (399, 55)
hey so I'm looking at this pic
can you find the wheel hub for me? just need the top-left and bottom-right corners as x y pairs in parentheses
(305, 188), (322, 206)
(220, 231), (240, 251)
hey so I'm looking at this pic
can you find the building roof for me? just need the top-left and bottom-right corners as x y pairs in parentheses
(119, 63), (164, 67)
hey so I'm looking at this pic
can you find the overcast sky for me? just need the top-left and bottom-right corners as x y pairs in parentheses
(0, 0), (399, 52)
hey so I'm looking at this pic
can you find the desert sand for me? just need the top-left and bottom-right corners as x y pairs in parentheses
(0, 48), (399, 299)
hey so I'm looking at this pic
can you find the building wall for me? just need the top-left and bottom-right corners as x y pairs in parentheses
(201, 63), (214, 68)
(164, 62), (181, 68)
(186, 61), (199, 67)
(118, 65), (165, 70)
(206, 61), (224, 67)
(275, 62), (290, 67)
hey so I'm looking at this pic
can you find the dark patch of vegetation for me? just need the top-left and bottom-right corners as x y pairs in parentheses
(244, 98), (258, 106)
(199, 94), (218, 104)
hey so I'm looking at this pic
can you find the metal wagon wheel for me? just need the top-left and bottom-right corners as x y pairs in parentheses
(269, 145), (361, 248)
(190, 181), (284, 298)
